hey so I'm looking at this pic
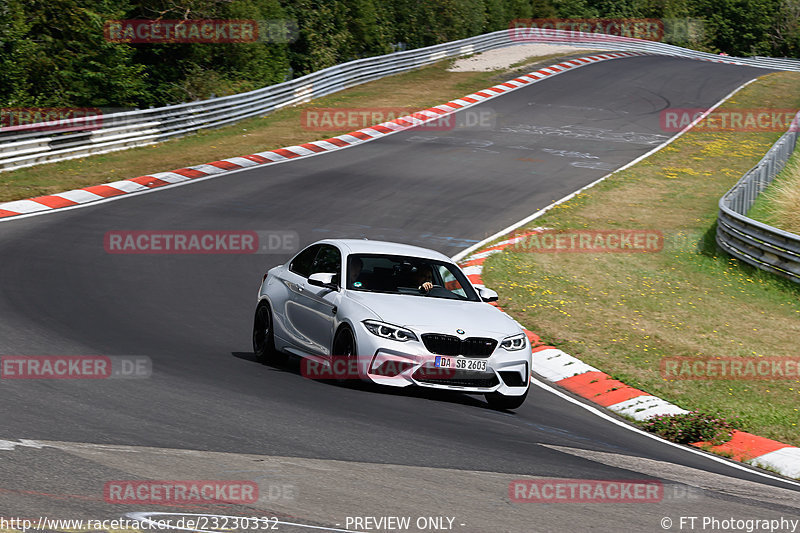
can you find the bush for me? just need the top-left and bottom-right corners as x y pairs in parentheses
(639, 411), (740, 444)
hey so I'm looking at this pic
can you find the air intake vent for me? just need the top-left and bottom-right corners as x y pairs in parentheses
(421, 334), (497, 357)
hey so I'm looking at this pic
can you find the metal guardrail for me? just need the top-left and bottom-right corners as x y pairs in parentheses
(0, 32), (510, 171)
(3, 28), (800, 172)
(716, 113), (800, 283)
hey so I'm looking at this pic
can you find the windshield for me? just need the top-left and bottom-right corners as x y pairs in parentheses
(346, 253), (480, 301)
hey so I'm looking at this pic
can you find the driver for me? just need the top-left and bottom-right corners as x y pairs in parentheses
(414, 265), (434, 293)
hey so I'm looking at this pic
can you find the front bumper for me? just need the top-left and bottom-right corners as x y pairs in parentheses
(354, 323), (531, 395)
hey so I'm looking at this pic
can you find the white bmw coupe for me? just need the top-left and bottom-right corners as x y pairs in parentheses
(253, 239), (532, 410)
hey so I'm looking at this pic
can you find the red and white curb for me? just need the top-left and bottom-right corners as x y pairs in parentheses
(0, 51), (649, 221)
(459, 230), (800, 480)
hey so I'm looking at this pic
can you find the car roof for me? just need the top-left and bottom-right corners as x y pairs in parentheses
(317, 239), (453, 262)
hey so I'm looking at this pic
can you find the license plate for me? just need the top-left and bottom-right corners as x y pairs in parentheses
(434, 356), (486, 371)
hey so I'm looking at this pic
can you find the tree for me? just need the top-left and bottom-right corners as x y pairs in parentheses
(0, 0), (146, 107)
(769, 0), (800, 56)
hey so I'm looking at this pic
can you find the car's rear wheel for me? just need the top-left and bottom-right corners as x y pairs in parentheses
(485, 388), (528, 411)
(332, 326), (357, 382)
(253, 302), (284, 365)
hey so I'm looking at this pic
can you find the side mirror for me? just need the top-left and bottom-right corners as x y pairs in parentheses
(308, 272), (338, 290)
(477, 287), (499, 303)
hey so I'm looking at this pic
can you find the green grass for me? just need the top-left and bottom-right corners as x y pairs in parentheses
(748, 151), (800, 234)
(482, 71), (800, 446)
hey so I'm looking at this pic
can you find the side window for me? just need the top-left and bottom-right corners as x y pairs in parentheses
(438, 264), (467, 298)
(289, 244), (321, 278)
(311, 245), (341, 282)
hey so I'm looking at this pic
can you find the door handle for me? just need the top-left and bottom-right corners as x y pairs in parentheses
(297, 284), (304, 292)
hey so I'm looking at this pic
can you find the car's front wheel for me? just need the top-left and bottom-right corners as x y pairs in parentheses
(332, 326), (358, 382)
(485, 388), (528, 411)
(253, 302), (285, 365)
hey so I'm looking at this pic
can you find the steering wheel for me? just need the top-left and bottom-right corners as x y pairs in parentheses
(422, 284), (445, 296)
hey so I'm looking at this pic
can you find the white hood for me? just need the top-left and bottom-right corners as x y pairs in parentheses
(347, 291), (520, 336)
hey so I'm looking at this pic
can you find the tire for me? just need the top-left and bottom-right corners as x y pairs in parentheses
(252, 302), (285, 365)
(485, 388), (528, 411)
(331, 326), (357, 382)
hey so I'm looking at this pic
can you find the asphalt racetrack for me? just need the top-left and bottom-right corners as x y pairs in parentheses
(1, 55), (798, 532)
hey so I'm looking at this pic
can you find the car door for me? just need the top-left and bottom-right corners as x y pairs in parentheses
(286, 244), (341, 356)
(278, 244), (321, 351)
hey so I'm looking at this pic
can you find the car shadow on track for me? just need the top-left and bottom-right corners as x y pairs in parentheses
(231, 351), (493, 410)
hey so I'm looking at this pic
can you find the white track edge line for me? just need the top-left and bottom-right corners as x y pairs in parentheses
(0, 53), (631, 224)
(448, 74), (800, 486)
(530, 376), (800, 488)
(451, 77), (759, 262)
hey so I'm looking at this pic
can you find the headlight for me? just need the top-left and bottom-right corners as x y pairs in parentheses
(500, 333), (527, 351)
(363, 320), (418, 342)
